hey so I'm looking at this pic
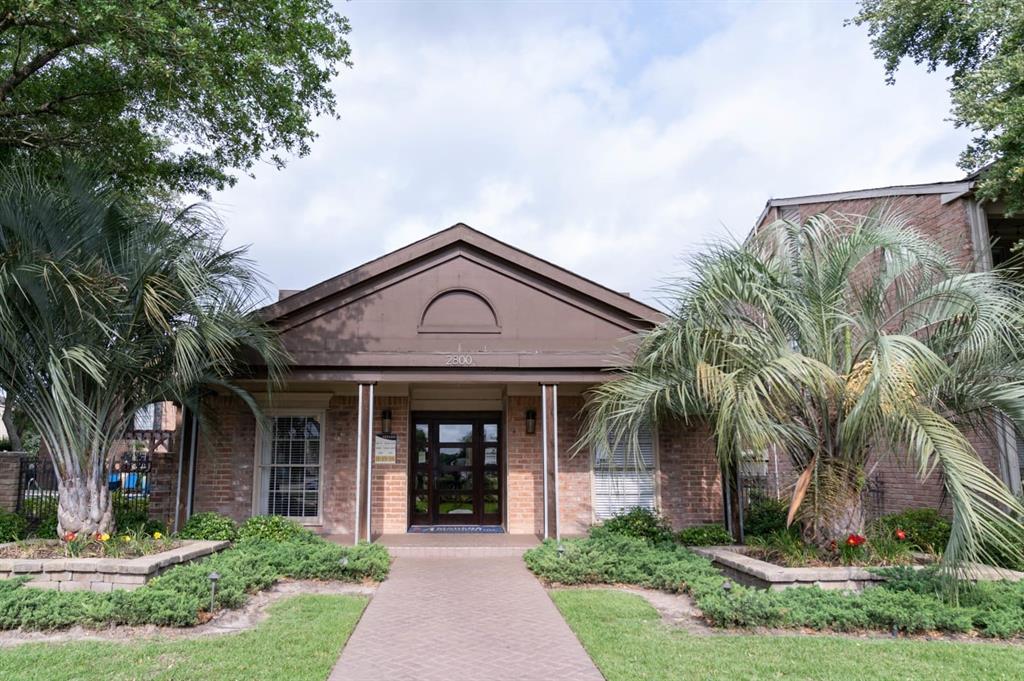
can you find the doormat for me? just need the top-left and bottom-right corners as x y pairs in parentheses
(408, 525), (505, 534)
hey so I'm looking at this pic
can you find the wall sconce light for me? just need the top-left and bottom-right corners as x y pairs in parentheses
(381, 408), (393, 435)
(525, 409), (537, 435)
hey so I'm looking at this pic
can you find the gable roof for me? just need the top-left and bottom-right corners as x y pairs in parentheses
(260, 223), (663, 327)
(753, 176), (977, 230)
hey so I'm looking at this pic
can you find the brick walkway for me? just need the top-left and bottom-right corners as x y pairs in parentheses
(328, 556), (603, 681)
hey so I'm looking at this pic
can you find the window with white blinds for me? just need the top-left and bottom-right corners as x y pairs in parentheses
(593, 422), (656, 520)
(258, 414), (323, 519)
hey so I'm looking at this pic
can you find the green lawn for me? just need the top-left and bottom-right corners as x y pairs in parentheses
(0, 594), (366, 681)
(552, 589), (1024, 681)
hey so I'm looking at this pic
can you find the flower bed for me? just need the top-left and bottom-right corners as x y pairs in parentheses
(525, 531), (1024, 638)
(0, 532), (176, 560)
(0, 535), (390, 630)
(0, 539), (227, 592)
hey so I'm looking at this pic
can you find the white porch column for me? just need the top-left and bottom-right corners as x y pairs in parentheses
(540, 383), (560, 541)
(353, 383), (376, 544)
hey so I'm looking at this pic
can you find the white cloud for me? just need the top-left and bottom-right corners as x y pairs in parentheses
(209, 1), (968, 306)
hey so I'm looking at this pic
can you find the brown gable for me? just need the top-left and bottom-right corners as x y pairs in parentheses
(259, 224), (663, 382)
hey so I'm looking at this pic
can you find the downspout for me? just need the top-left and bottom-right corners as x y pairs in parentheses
(552, 384), (560, 543)
(354, 384), (364, 545)
(366, 383), (374, 542)
(185, 405), (199, 521)
(173, 405), (187, 533)
(722, 463), (733, 536)
(541, 385), (549, 541)
(735, 464), (745, 543)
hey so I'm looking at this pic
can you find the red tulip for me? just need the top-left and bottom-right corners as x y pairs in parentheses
(895, 529), (907, 541)
(846, 533), (866, 547)
(64, 532), (76, 542)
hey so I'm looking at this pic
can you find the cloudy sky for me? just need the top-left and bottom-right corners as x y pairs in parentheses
(210, 0), (968, 308)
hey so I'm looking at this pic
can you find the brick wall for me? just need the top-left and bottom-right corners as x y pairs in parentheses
(190, 391), (726, 536)
(507, 395), (544, 534)
(192, 395), (257, 523)
(658, 419), (723, 529)
(370, 396), (409, 535)
(555, 395), (593, 536)
(323, 396), (358, 534)
(0, 453), (20, 513)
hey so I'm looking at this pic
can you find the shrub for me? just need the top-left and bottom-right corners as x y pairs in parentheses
(978, 519), (1024, 571)
(746, 531), (820, 567)
(594, 507), (674, 545)
(0, 437), (10, 451)
(18, 497), (58, 539)
(0, 510), (28, 542)
(238, 515), (315, 544)
(677, 524), (733, 546)
(524, 534), (722, 593)
(743, 495), (789, 539)
(112, 497), (164, 536)
(524, 528), (1024, 638)
(179, 511), (239, 542)
(873, 508), (951, 554)
(0, 534), (391, 631)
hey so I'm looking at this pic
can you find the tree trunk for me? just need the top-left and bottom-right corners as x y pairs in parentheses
(56, 470), (113, 538)
(812, 494), (866, 546)
(0, 393), (21, 451)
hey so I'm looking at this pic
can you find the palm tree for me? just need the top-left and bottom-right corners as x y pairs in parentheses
(581, 210), (1024, 574)
(0, 163), (286, 537)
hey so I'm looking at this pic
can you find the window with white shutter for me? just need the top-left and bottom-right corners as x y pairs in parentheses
(593, 422), (656, 520)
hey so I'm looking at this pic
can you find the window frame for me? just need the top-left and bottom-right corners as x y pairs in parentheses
(591, 421), (660, 522)
(252, 408), (327, 525)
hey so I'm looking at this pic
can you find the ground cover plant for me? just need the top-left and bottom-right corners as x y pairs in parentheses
(525, 513), (1024, 638)
(0, 594), (366, 681)
(553, 589), (1024, 681)
(0, 515), (389, 631)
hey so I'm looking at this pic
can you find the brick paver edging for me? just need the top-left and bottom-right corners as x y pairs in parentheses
(0, 539), (229, 592)
(693, 546), (1024, 591)
(329, 555), (604, 681)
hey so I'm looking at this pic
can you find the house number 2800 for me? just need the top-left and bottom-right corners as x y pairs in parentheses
(446, 354), (474, 366)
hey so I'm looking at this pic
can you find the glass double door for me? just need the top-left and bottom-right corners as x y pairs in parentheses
(410, 413), (502, 526)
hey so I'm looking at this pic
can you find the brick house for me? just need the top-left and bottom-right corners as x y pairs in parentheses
(172, 224), (724, 540)
(165, 178), (1022, 540)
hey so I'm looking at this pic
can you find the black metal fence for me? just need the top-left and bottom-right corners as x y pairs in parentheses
(16, 430), (173, 526)
(739, 471), (887, 521)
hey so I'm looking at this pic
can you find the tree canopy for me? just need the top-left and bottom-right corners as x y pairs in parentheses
(0, 162), (287, 535)
(581, 211), (1024, 579)
(854, 0), (1024, 214)
(0, 1), (351, 196)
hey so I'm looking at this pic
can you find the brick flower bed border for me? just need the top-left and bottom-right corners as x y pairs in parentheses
(692, 546), (1024, 591)
(0, 540), (229, 593)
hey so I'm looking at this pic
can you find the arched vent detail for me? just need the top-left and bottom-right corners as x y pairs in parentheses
(418, 289), (501, 334)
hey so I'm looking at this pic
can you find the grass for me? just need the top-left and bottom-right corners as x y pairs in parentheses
(0, 594), (367, 681)
(552, 589), (1024, 681)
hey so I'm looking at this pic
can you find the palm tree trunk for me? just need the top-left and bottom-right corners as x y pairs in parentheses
(814, 494), (866, 544)
(56, 458), (113, 537)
